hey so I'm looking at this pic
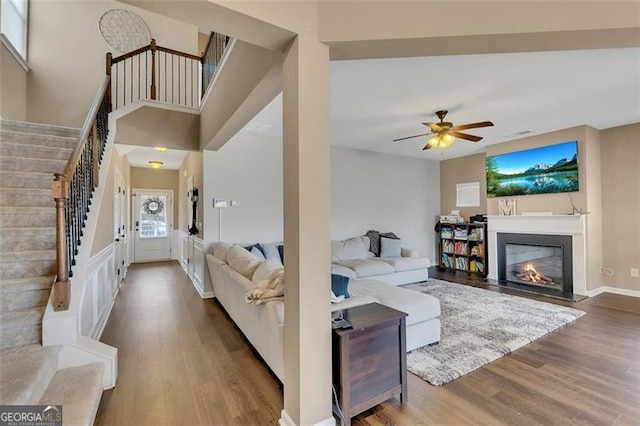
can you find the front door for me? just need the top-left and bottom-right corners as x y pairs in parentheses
(133, 190), (172, 262)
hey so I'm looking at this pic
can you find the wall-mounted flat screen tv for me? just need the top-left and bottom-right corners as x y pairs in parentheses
(486, 141), (579, 198)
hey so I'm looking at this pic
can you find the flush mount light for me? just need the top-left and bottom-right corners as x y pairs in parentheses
(154, 147), (167, 152)
(148, 161), (164, 169)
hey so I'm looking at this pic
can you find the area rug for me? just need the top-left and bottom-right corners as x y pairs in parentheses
(402, 279), (585, 386)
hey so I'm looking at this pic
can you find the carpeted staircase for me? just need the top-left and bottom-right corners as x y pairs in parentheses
(0, 119), (78, 349)
(0, 119), (105, 424)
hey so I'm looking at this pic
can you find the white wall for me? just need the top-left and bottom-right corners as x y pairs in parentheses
(203, 133), (441, 260)
(331, 146), (440, 259)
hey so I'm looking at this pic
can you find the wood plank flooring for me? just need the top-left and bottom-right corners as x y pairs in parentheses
(96, 262), (640, 425)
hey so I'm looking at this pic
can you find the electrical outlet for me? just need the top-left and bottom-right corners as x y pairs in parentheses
(631, 268), (639, 278)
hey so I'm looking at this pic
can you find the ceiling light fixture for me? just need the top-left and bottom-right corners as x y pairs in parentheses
(154, 147), (167, 152)
(427, 133), (455, 149)
(148, 161), (164, 169)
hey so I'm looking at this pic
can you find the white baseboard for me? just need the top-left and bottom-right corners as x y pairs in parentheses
(279, 410), (335, 426)
(586, 286), (640, 298)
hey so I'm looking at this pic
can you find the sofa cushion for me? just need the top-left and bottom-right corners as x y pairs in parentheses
(380, 236), (402, 258)
(252, 258), (284, 284)
(377, 256), (430, 272)
(330, 295), (379, 312)
(227, 245), (262, 279)
(350, 280), (440, 326)
(211, 242), (233, 262)
(331, 236), (370, 261)
(330, 264), (357, 280)
(332, 258), (394, 278)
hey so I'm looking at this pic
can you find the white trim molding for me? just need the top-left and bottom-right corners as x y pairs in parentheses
(279, 410), (335, 426)
(586, 286), (640, 298)
(178, 231), (213, 298)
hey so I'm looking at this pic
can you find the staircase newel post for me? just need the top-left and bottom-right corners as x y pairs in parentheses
(106, 52), (113, 112)
(52, 173), (70, 312)
(150, 39), (157, 100)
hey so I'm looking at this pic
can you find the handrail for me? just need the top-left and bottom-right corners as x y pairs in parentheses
(63, 77), (111, 178)
(157, 45), (201, 61)
(51, 76), (111, 311)
(111, 45), (151, 64)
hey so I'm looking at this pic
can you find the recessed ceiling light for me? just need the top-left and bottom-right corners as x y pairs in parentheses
(149, 161), (164, 169)
(154, 147), (167, 152)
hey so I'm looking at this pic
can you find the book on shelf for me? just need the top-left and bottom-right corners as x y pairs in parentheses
(455, 257), (469, 270)
(454, 241), (468, 255)
(442, 240), (454, 253)
(470, 260), (485, 273)
(441, 253), (453, 269)
(453, 228), (468, 239)
(469, 242), (484, 257)
(441, 228), (453, 239)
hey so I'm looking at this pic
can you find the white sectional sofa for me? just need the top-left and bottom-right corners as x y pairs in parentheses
(205, 241), (440, 382)
(331, 235), (431, 285)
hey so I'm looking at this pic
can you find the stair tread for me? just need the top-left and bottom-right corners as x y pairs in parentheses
(0, 227), (55, 234)
(40, 363), (104, 426)
(0, 276), (54, 292)
(0, 206), (55, 213)
(0, 119), (81, 138)
(0, 307), (46, 329)
(0, 250), (56, 262)
(0, 170), (56, 177)
(0, 141), (73, 152)
(0, 344), (61, 405)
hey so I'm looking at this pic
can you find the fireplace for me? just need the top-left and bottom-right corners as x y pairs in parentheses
(497, 233), (573, 295)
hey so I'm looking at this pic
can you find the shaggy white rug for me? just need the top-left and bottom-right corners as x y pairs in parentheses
(403, 279), (585, 386)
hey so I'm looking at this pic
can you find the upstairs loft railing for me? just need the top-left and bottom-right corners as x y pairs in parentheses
(51, 77), (110, 311)
(107, 32), (229, 111)
(52, 32), (229, 311)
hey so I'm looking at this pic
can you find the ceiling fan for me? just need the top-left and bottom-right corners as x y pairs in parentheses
(393, 110), (494, 150)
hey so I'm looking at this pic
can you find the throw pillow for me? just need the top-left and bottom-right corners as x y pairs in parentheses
(227, 245), (262, 279)
(331, 236), (370, 261)
(251, 246), (266, 260)
(366, 230), (381, 256)
(380, 236), (402, 258)
(262, 243), (282, 263)
(252, 258), (284, 284)
(244, 243), (265, 257)
(277, 244), (285, 263)
(331, 274), (350, 298)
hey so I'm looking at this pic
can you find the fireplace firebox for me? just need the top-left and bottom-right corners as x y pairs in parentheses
(497, 233), (573, 295)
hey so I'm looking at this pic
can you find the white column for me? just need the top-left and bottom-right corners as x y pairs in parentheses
(280, 35), (333, 425)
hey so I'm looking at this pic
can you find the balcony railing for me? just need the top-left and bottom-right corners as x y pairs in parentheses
(52, 32), (229, 311)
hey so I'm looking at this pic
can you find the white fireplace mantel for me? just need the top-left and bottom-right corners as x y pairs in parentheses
(487, 215), (587, 296)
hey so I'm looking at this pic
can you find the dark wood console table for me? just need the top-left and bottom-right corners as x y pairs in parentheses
(332, 303), (408, 425)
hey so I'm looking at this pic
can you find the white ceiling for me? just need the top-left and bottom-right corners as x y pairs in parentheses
(244, 48), (640, 161)
(115, 145), (188, 170)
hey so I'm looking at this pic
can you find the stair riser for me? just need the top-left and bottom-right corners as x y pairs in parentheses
(0, 157), (66, 174)
(0, 232), (55, 251)
(0, 145), (72, 161)
(0, 172), (52, 189)
(0, 131), (77, 149)
(0, 290), (49, 311)
(0, 213), (55, 228)
(1, 120), (80, 139)
(0, 260), (56, 280)
(0, 191), (53, 207)
(0, 325), (40, 350)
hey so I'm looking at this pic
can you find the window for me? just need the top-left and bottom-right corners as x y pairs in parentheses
(1, 0), (28, 60)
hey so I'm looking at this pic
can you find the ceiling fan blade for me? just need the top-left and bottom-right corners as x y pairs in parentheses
(422, 143), (433, 150)
(450, 131), (483, 142)
(450, 121), (494, 131)
(422, 122), (443, 132)
(393, 132), (431, 142)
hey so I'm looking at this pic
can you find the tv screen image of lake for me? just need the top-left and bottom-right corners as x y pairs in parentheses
(486, 141), (579, 197)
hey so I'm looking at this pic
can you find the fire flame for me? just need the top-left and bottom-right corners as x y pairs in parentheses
(518, 262), (552, 285)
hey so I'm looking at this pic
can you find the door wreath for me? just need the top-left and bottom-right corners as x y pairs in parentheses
(142, 196), (164, 215)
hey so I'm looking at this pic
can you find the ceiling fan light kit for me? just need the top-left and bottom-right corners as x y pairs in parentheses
(394, 110), (494, 150)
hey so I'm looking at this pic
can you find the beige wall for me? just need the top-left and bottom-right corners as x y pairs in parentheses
(178, 151), (203, 237)
(600, 123), (640, 292)
(583, 127), (603, 290)
(130, 167), (179, 229)
(0, 40), (27, 121)
(91, 148), (131, 255)
(440, 153), (487, 220)
(27, 1), (198, 128)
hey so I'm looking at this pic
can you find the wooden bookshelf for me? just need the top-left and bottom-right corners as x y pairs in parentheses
(438, 222), (488, 277)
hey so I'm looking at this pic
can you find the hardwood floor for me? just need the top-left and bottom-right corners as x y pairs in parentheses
(96, 262), (640, 425)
